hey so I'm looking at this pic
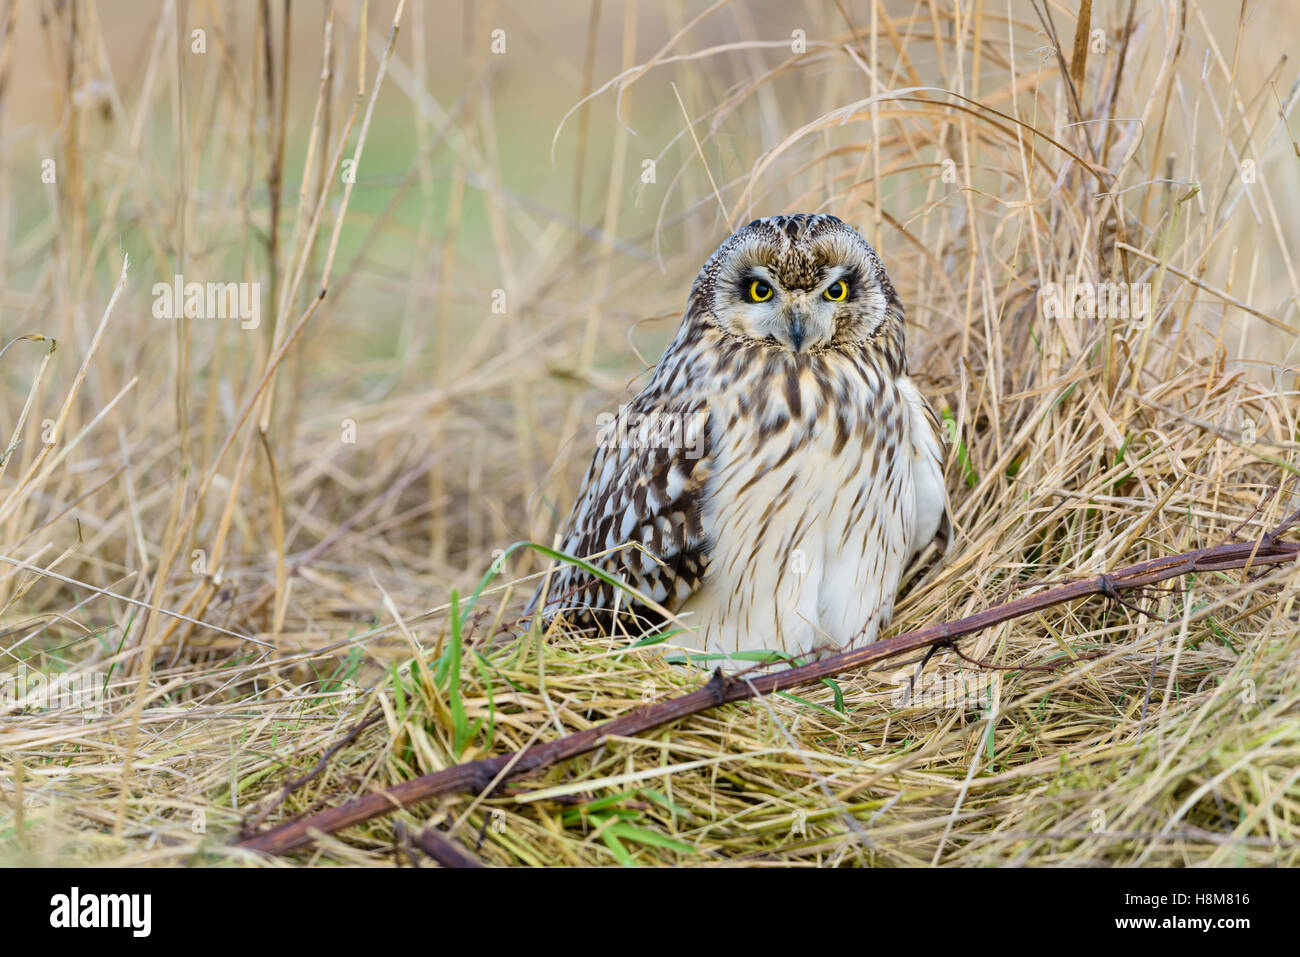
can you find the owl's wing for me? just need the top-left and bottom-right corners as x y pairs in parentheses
(902, 387), (953, 582)
(527, 396), (713, 632)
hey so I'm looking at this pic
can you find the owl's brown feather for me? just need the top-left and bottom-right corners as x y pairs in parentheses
(527, 389), (714, 630)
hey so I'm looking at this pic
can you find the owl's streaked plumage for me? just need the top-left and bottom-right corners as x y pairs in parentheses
(529, 213), (949, 661)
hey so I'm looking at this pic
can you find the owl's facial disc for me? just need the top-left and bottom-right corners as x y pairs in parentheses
(702, 215), (894, 354)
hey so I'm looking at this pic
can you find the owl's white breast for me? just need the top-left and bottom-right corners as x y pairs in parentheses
(899, 378), (948, 560)
(675, 357), (945, 662)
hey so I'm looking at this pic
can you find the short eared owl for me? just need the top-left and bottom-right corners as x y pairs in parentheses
(530, 213), (949, 660)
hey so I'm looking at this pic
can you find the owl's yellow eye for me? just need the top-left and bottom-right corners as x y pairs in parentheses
(824, 279), (849, 302)
(749, 279), (774, 303)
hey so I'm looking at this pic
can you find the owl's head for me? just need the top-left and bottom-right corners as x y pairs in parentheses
(687, 213), (902, 355)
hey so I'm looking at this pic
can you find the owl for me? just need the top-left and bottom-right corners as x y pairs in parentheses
(529, 213), (950, 661)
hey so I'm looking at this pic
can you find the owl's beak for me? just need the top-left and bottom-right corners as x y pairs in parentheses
(788, 300), (810, 351)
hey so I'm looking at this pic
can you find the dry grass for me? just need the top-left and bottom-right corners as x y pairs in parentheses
(2, 1), (1299, 867)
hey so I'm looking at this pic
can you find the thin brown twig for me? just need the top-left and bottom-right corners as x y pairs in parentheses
(415, 827), (485, 868)
(1224, 483), (1282, 541)
(241, 705), (385, 837)
(946, 641), (1106, 673)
